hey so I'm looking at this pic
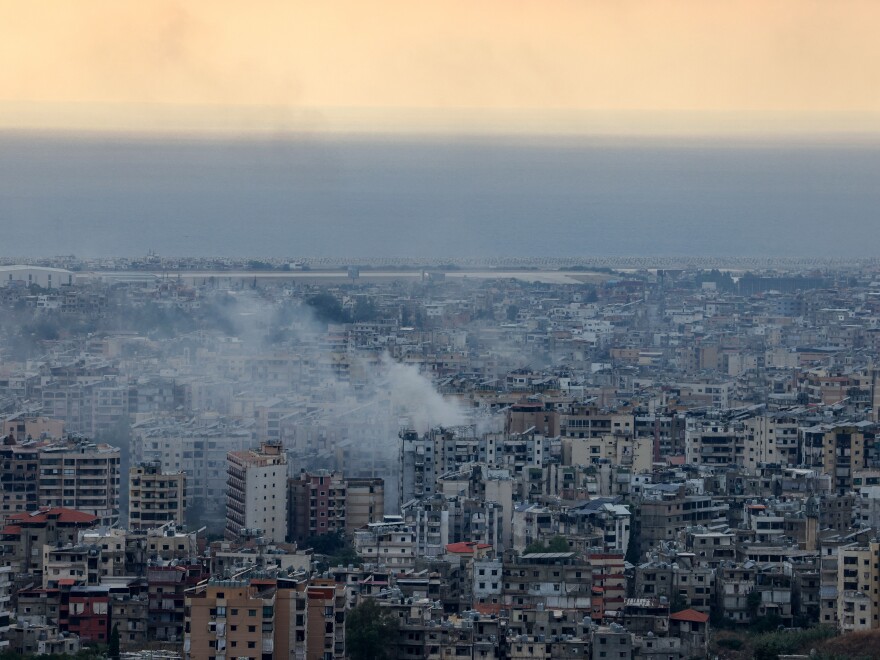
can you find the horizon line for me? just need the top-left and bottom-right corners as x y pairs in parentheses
(3, 102), (880, 140)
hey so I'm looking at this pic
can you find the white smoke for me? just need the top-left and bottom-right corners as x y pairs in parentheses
(378, 356), (467, 433)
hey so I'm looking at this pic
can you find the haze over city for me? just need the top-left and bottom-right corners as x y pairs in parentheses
(2, 3), (880, 660)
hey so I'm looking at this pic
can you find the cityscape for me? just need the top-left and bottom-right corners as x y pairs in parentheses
(3, 1), (880, 659)
(0, 259), (876, 658)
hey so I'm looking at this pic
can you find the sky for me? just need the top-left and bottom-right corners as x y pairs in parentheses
(1, 0), (880, 135)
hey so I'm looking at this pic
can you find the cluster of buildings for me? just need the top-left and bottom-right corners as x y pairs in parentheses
(0, 262), (879, 657)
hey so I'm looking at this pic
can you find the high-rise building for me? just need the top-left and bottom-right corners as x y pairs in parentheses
(225, 441), (288, 543)
(287, 471), (346, 543)
(128, 462), (187, 530)
(36, 439), (121, 527)
(0, 440), (41, 524)
(132, 418), (254, 527)
(287, 472), (385, 542)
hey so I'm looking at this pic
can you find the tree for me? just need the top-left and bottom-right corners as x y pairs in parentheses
(747, 589), (762, 620)
(345, 599), (399, 660)
(546, 535), (570, 552)
(306, 293), (350, 324)
(523, 535), (570, 554)
(302, 529), (347, 555)
(109, 623), (120, 660)
(670, 592), (689, 613)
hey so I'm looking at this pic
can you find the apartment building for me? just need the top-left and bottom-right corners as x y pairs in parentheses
(743, 413), (801, 472)
(837, 541), (880, 633)
(501, 552), (594, 612)
(353, 521), (418, 569)
(185, 577), (348, 660)
(37, 439), (121, 526)
(637, 486), (728, 551)
(2, 415), (63, 442)
(287, 471), (347, 543)
(345, 477), (384, 533)
(186, 579), (275, 660)
(132, 418), (254, 525)
(0, 507), (98, 576)
(0, 440), (41, 523)
(225, 441), (288, 543)
(128, 462), (186, 530)
(684, 418), (744, 468)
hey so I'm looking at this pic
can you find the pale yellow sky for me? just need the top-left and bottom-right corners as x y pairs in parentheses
(1, 0), (879, 134)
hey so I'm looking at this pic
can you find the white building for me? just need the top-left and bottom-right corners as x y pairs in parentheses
(0, 265), (74, 289)
(225, 441), (288, 543)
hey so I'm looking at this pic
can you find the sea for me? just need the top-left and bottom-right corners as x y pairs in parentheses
(1, 131), (879, 259)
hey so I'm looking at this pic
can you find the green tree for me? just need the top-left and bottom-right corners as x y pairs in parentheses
(747, 589), (762, 620)
(306, 293), (350, 324)
(523, 535), (570, 554)
(108, 623), (120, 660)
(546, 535), (570, 552)
(302, 530), (347, 555)
(670, 592), (689, 613)
(345, 599), (399, 660)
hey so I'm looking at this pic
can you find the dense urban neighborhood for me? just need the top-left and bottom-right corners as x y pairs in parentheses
(0, 259), (878, 659)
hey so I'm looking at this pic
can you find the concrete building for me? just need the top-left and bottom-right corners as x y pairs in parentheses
(8, 621), (80, 656)
(802, 423), (870, 494)
(37, 439), (121, 527)
(637, 486), (727, 551)
(0, 440), (41, 524)
(225, 441), (288, 543)
(684, 418), (744, 468)
(287, 470), (346, 543)
(353, 521), (418, 568)
(0, 265), (74, 289)
(837, 541), (880, 633)
(345, 477), (384, 533)
(185, 577), (348, 660)
(132, 418), (254, 528)
(744, 413), (801, 472)
(2, 416), (64, 442)
(128, 462), (187, 531)
(0, 507), (98, 577)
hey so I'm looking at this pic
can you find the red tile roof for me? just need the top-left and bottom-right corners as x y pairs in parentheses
(474, 603), (503, 615)
(445, 542), (492, 554)
(670, 609), (710, 623)
(7, 507), (97, 526)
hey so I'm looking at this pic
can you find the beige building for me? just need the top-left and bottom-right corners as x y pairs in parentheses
(821, 425), (867, 494)
(563, 433), (653, 473)
(837, 541), (880, 632)
(345, 477), (384, 533)
(743, 414), (800, 473)
(186, 580), (281, 660)
(185, 577), (348, 660)
(684, 420), (744, 468)
(129, 462), (186, 530)
(226, 441), (288, 543)
(2, 415), (64, 442)
(353, 522), (418, 568)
